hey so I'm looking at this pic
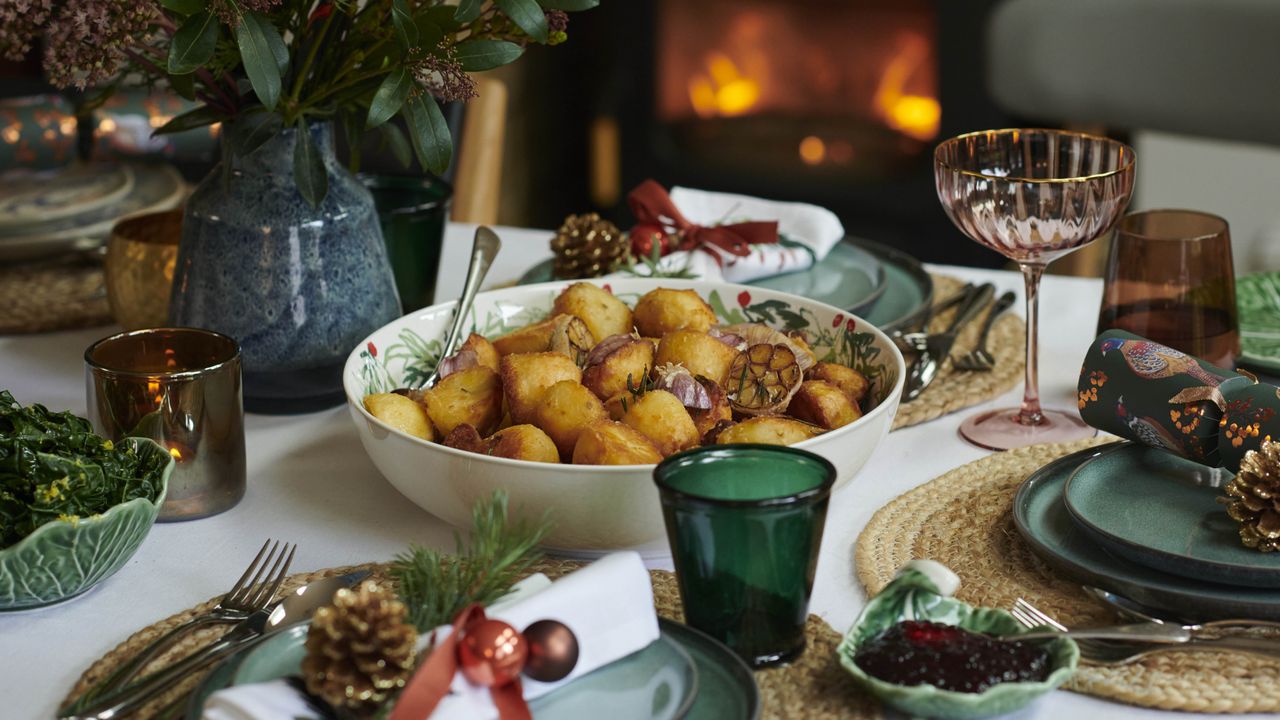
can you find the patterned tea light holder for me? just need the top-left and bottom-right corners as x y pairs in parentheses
(1077, 329), (1280, 472)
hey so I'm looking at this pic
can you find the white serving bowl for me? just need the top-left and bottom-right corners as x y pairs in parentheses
(344, 278), (904, 553)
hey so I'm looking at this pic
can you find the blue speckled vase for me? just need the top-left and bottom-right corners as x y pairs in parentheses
(169, 122), (401, 414)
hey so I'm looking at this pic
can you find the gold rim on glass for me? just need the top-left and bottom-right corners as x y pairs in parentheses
(934, 127), (1137, 184)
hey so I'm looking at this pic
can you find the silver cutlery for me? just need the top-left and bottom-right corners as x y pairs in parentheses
(1011, 597), (1280, 665)
(66, 567), (369, 720)
(1009, 599), (1190, 643)
(414, 225), (502, 389)
(1083, 585), (1280, 635)
(898, 283), (995, 400)
(953, 290), (1017, 371)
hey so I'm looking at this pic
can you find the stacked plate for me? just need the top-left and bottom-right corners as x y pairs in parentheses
(187, 617), (760, 719)
(520, 237), (935, 333)
(1014, 442), (1280, 621)
(0, 162), (185, 262)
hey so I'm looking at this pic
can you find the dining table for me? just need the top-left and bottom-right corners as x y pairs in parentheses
(2, 222), (1271, 720)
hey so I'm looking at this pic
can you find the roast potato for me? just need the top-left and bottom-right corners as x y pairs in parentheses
(788, 380), (861, 430)
(488, 424), (560, 463)
(655, 330), (739, 385)
(633, 288), (717, 337)
(500, 352), (582, 424)
(714, 416), (823, 446)
(460, 332), (501, 371)
(533, 380), (609, 460)
(787, 331), (819, 367)
(603, 391), (632, 421)
(689, 379), (733, 437)
(553, 282), (633, 342)
(422, 366), (503, 436)
(492, 315), (560, 356)
(442, 423), (486, 453)
(572, 420), (664, 465)
(363, 393), (434, 441)
(582, 338), (654, 401)
(807, 361), (870, 404)
(620, 390), (700, 457)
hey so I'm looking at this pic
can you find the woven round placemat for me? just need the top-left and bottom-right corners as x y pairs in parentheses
(855, 438), (1280, 713)
(0, 256), (113, 334)
(66, 559), (880, 719)
(891, 275), (1024, 430)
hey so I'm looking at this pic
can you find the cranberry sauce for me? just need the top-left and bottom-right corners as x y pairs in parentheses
(853, 620), (1052, 693)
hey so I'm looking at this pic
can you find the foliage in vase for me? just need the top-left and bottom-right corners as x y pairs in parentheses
(0, 0), (600, 205)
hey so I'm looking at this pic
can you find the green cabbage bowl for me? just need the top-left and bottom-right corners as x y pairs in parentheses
(837, 560), (1079, 719)
(0, 437), (173, 611)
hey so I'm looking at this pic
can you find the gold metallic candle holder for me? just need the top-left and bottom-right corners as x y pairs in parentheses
(105, 209), (182, 330)
(85, 328), (246, 521)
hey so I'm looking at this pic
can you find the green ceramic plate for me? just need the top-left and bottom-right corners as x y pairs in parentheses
(518, 237), (932, 333)
(837, 562), (1077, 720)
(1238, 271), (1280, 374)
(1064, 443), (1280, 588)
(188, 618), (758, 719)
(0, 437), (172, 611)
(1014, 444), (1280, 620)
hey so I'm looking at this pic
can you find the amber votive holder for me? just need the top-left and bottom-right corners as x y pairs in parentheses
(105, 209), (182, 330)
(85, 328), (246, 521)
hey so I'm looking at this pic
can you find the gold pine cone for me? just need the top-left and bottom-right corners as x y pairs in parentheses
(301, 581), (418, 715)
(550, 213), (626, 279)
(1221, 439), (1280, 552)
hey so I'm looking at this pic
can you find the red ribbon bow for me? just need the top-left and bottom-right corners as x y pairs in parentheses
(628, 180), (778, 266)
(389, 604), (531, 720)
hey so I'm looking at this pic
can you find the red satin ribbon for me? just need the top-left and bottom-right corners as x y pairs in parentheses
(628, 180), (778, 265)
(389, 604), (531, 720)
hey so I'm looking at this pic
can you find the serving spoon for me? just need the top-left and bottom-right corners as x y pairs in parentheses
(413, 225), (502, 389)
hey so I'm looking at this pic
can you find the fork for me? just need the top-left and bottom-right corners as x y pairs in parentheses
(953, 290), (1016, 371)
(1011, 597), (1280, 665)
(61, 540), (296, 711)
(1008, 600), (1188, 643)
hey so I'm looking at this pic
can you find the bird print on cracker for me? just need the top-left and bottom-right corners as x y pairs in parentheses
(1114, 395), (1181, 452)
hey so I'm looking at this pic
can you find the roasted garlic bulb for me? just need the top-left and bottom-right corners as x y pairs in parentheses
(727, 343), (804, 415)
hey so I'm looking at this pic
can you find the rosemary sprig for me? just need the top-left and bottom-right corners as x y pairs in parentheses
(390, 490), (551, 632)
(615, 242), (698, 279)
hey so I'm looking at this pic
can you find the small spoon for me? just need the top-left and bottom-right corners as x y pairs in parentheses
(414, 225), (502, 389)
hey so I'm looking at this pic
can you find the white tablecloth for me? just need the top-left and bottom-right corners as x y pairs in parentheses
(1, 223), (1268, 719)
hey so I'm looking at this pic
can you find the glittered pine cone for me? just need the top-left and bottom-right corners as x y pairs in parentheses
(1221, 439), (1280, 552)
(301, 581), (418, 716)
(550, 213), (626, 279)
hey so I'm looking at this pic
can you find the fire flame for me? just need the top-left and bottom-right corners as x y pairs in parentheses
(872, 33), (940, 141)
(688, 52), (761, 118)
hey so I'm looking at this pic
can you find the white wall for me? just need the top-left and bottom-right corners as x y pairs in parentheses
(1134, 130), (1280, 274)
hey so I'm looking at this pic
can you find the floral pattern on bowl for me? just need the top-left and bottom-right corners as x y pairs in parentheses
(837, 560), (1079, 720)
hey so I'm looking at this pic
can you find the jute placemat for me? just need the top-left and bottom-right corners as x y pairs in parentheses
(66, 559), (880, 719)
(855, 438), (1280, 713)
(891, 275), (1024, 431)
(0, 256), (112, 334)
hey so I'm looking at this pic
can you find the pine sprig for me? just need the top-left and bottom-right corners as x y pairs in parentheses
(390, 490), (551, 632)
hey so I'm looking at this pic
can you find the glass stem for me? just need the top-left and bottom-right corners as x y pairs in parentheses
(1018, 263), (1046, 426)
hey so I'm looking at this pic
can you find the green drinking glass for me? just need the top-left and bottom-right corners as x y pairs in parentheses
(360, 174), (453, 312)
(655, 444), (835, 668)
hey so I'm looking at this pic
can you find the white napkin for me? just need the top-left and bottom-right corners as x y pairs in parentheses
(203, 553), (658, 719)
(615, 186), (845, 283)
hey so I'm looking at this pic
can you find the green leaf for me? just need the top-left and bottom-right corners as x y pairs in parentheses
(404, 93), (452, 174)
(293, 120), (328, 209)
(168, 72), (196, 101)
(453, 0), (484, 23)
(160, 0), (206, 14)
(391, 0), (419, 50)
(421, 5), (463, 33)
(453, 39), (524, 71)
(227, 109), (282, 156)
(413, 16), (444, 51)
(167, 10), (218, 74)
(538, 0), (599, 9)
(235, 12), (283, 111)
(266, 22), (289, 75)
(378, 122), (413, 169)
(153, 104), (223, 135)
(496, 0), (549, 44)
(366, 68), (411, 129)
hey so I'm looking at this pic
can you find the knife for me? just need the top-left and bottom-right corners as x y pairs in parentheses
(66, 569), (370, 720)
(901, 283), (995, 399)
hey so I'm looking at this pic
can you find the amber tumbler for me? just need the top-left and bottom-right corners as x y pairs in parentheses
(1097, 209), (1240, 368)
(105, 210), (182, 330)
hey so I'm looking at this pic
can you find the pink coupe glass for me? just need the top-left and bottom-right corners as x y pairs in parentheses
(935, 129), (1136, 450)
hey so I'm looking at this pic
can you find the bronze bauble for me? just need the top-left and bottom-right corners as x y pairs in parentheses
(458, 618), (528, 686)
(522, 619), (580, 682)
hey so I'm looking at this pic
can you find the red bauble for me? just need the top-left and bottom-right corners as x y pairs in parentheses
(630, 223), (674, 258)
(522, 620), (580, 683)
(458, 618), (528, 687)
